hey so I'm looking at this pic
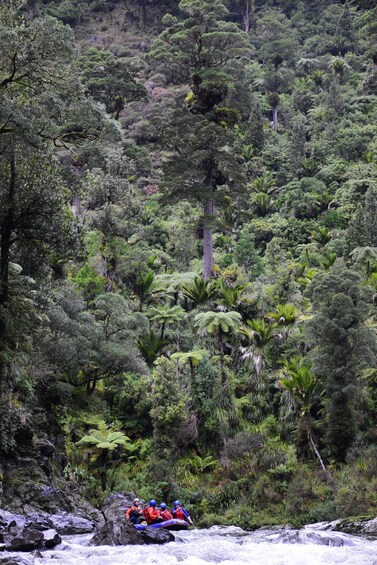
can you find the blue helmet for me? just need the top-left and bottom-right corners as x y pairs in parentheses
(160, 502), (167, 509)
(149, 499), (156, 506)
(173, 500), (181, 506)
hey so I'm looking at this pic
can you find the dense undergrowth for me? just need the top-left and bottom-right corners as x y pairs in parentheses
(1, 0), (377, 527)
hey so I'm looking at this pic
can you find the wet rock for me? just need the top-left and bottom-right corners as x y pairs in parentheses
(334, 517), (377, 537)
(0, 509), (62, 551)
(101, 492), (138, 522)
(33, 439), (55, 458)
(42, 528), (62, 548)
(90, 518), (141, 546)
(48, 513), (94, 535)
(0, 512), (24, 530)
(139, 527), (174, 544)
(302, 531), (344, 546)
(0, 558), (33, 565)
(3, 528), (44, 551)
(309, 516), (377, 538)
(24, 512), (52, 531)
(90, 518), (175, 546)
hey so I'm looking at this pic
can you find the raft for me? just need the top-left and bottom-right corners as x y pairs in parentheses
(134, 519), (189, 531)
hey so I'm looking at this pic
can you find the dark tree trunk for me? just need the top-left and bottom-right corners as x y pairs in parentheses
(218, 330), (227, 387)
(189, 359), (195, 382)
(203, 200), (214, 280)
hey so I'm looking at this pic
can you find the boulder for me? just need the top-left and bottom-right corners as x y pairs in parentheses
(2, 526), (61, 551)
(308, 516), (377, 538)
(139, 527), (175, 544)
(48, 513), (95, 535)
(24, 512), (52, 531)
(3, 528), (44, 551)
(0, 508), (62, 551)
(90, 519), (141, 546)
(90, 518), (175, 546)
(334, 517), (377, 537)
(42, 528), (62, 548)
(101, 492), (138, 522)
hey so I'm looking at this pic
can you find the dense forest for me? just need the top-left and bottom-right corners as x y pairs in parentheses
(0, 0), (377, 528)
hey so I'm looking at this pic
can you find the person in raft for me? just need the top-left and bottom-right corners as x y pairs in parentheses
(159, 502), (173, 521)
(144, 499), (164, 525)
(172, 500), (193, 525)
(125, 498), (144, 524)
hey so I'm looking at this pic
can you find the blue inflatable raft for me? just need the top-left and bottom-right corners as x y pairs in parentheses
(134, 519), (189, 531)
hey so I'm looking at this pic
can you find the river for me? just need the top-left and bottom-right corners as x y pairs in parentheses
(5, 525), (377, 565)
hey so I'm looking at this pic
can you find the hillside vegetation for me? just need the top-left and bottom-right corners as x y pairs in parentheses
(0, 0), (377, 527)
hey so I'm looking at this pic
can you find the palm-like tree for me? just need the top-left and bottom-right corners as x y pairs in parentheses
(321, 251), (337, 270)
(349, 246), (377, 276)
(137, 330), (166, 365)
(249, 173), (277, 195)
(132, 270), (160, 311)
(241, 144), (255, 162)
(76, 421), (135, 490)
(155, 272), (197, 304)
(328, 57), (351, 80)
(311, 70), (326, 92)
(240, 319), (281, 374)
(216, 280), (245, 311)
(279, 356), (327, 474)
(147, 303), (185, 338)
(296, 57), (319, 76)
(171, 349), (209, 380)
(268, 304), (301, 329)
(311, 226), (331, 247)
(252, 192), (274, 216)
(194, 311), (242, 383)
(182, 277), (216, 306)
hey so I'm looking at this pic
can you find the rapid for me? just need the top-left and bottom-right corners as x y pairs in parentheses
(8, 524), (377, 565)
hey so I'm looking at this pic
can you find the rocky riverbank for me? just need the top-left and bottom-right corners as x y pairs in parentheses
(315, 516), (377, 538)
(0, 508), (95, 552)
(0, 492), (175, 556)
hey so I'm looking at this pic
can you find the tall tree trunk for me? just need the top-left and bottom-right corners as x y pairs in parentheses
(203, 200), (214, 280)
(306, 422), (333, 486)
(243, 0), (254, 32)
(272, 107), (278, 131)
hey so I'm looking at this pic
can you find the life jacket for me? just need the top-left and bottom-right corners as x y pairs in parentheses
(160, 509), (173, 521)
(125, 505), (143, 520)
(144, 506), (161, 524)
(172, 507), (186, 520)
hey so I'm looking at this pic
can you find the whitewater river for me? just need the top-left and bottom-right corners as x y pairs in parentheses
(6, 525), (377, 565)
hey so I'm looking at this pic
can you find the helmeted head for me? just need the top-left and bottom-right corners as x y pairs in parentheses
(134, 498), (140, 505)
(149, 499), (156, 506)
(173, 500), (181, 507)
(160, 502), (167, 510)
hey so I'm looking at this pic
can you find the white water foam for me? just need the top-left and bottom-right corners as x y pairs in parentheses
(4, 526), (377, 565)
